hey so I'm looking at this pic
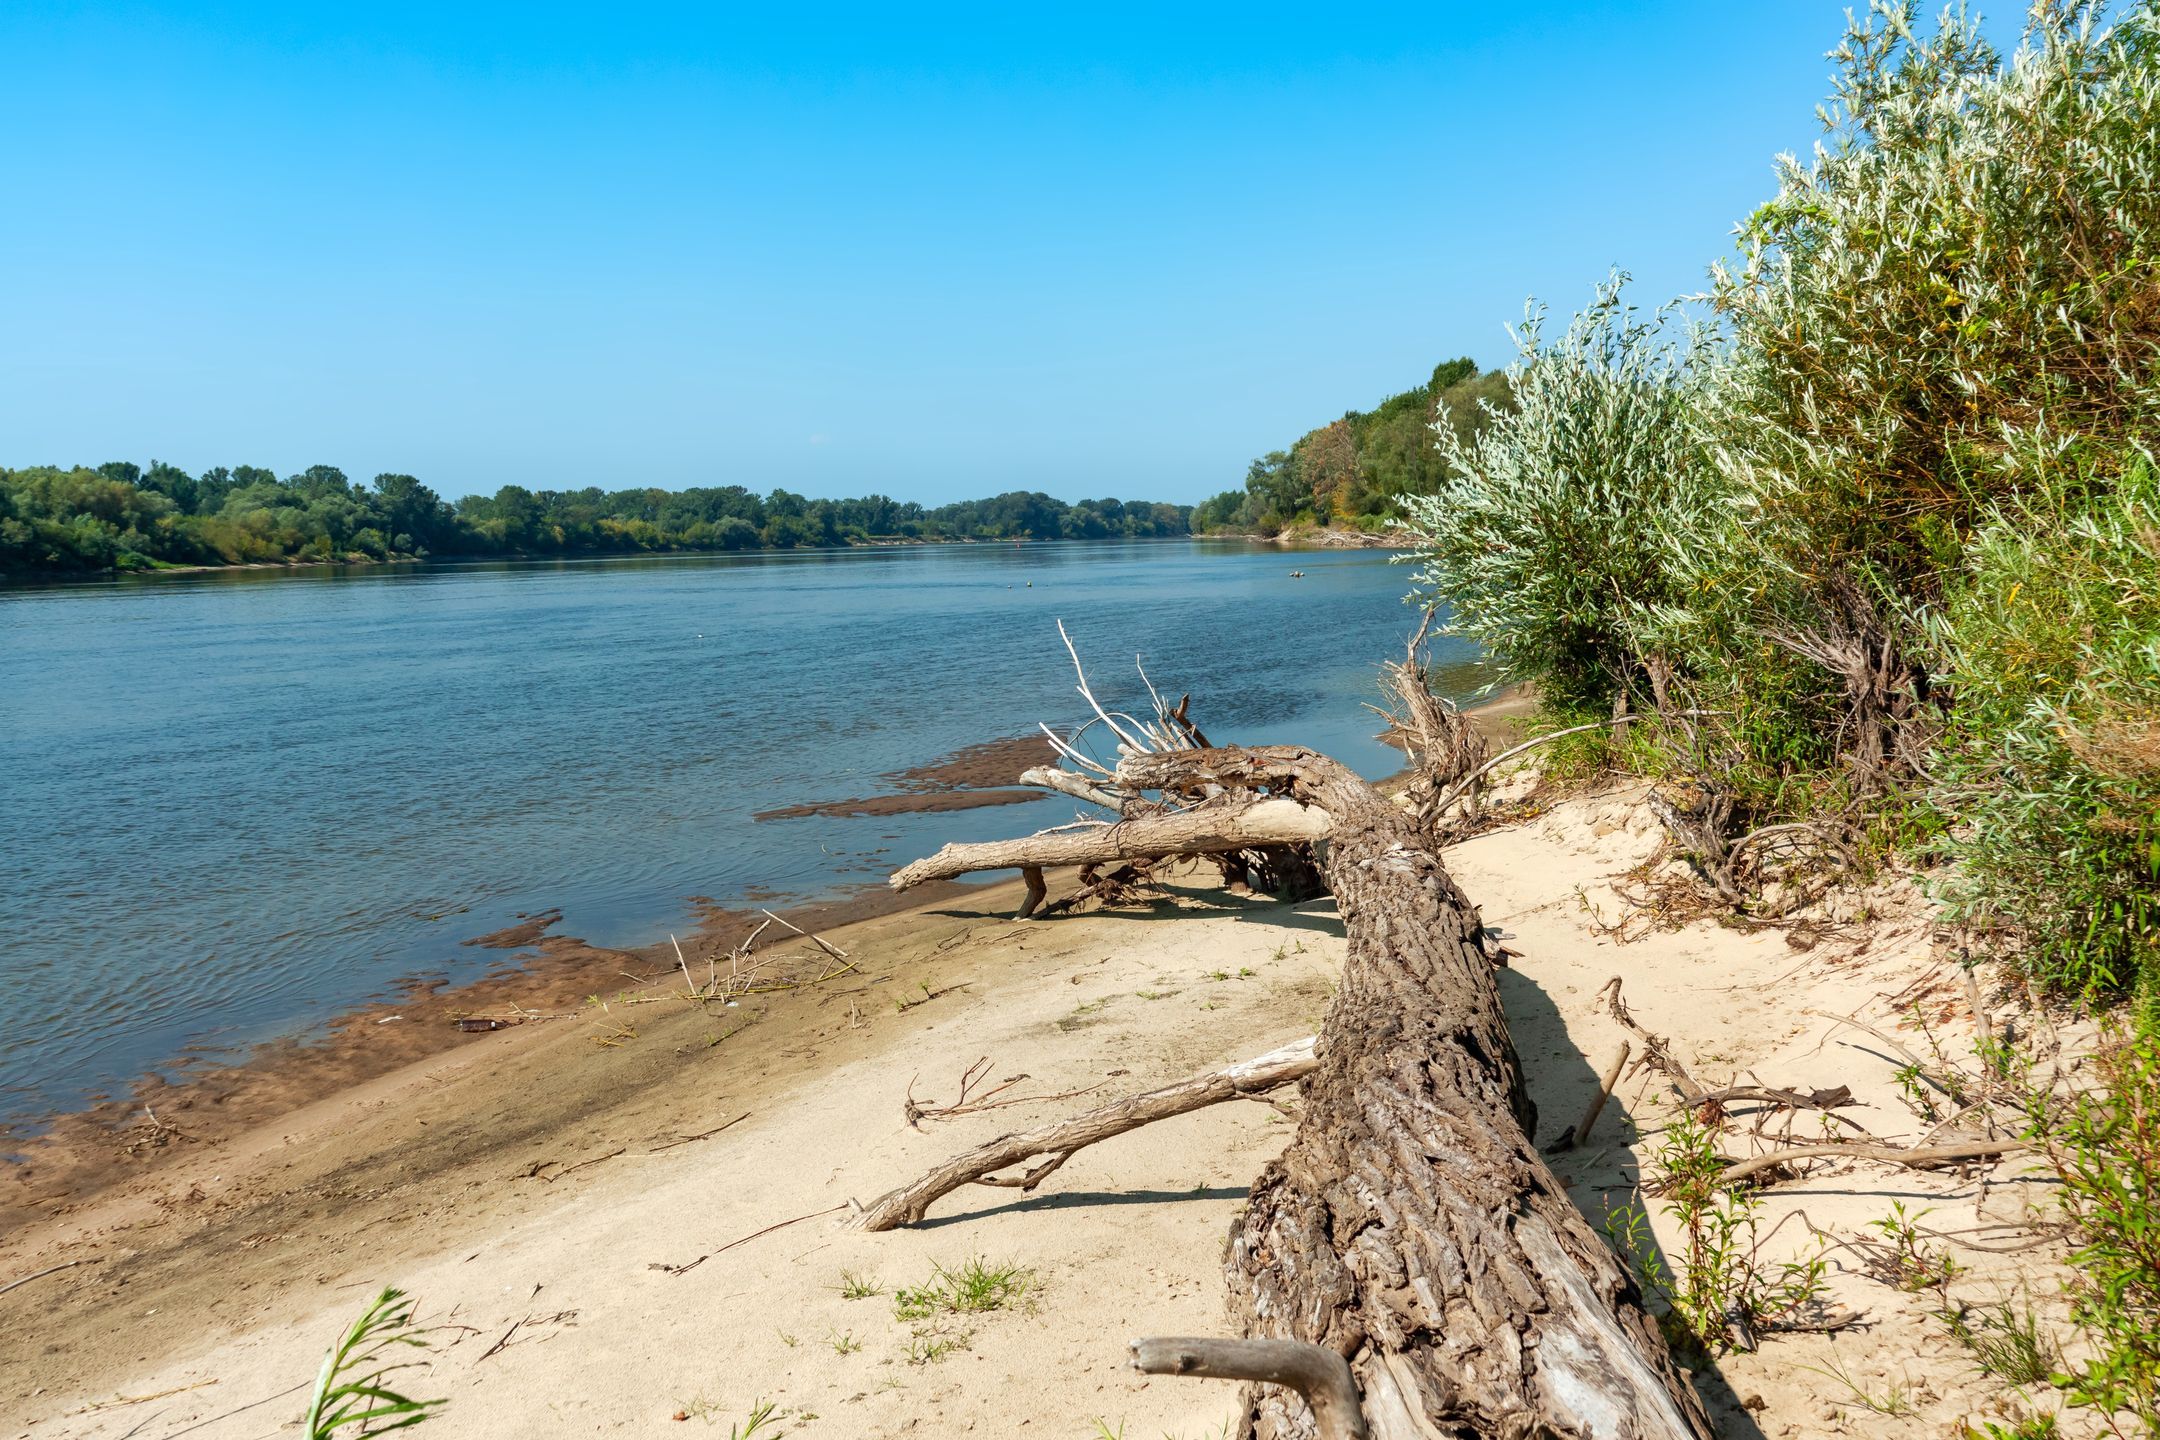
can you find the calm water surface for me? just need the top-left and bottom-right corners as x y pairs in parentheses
(0, 541), (1484, 1130)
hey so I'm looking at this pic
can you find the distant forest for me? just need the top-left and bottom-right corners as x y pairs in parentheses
(0, 463), (1196, 574)
(1192, 357), (1512, 535)
(1, 361), (1505, 574)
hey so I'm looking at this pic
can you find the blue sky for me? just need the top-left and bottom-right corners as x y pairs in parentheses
(0, 4), (1964, 503)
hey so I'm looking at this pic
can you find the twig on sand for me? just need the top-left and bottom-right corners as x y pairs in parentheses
(1546, 1042), (1631, 1153)
(72, 1378), (219, 1415)
(1717, 1137), (2029, 1187)
(1803, 1006), (1949, 1082)
(652, 1204), (851, 1276)
(515, 1148), (627, 1183)
(757, 909), (849, 962)
(0, 1256), (103, 1297)
(151, 1382), (308, 1439)
(648, 1112), (751, 1152)
(902, 1057), (1101, 1130)
(852, 1038), (1319, 1230)
(1597, 977), (1710, 1105)
(477, 1284), (579, 1361)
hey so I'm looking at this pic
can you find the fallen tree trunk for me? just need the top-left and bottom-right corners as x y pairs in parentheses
(889, 796), (1332, 891)
(1111, 746), (1709, 1439)
(876, 735), (1711, 1437)
(851, 1037), (1317, 1230)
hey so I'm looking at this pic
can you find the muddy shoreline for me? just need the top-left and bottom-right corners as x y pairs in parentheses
(1, 695), (1530, 1235)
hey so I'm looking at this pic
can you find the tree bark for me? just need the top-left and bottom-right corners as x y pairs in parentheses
(1110, 746), (1710, 1440)
(850, 1038), (1318, 1230)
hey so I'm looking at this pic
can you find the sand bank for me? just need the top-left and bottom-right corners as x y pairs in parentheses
(5, 775), (2065, 1440)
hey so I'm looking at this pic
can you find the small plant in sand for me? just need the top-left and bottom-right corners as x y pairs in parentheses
(672, 1395), (781, 1430)
(826, 1330), (861, 1356)
(901, 1329), (968, 1366)
(724, 1398), (781, 1438)
(1941, 1292), (2057, 1388)
(1798, 1354), (1917, 1419)
(889, 1257), (1034, 1367)
(891, 1257), (1034, 1321)
(1605, 1106), (1826, 1352)
(1866, 1202), (1959, 1294)
(836, 1269), (882, 1300)
(303, 1286), (442, 1438)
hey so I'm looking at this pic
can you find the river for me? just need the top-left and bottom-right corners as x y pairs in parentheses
(0, 539), (1486, 1132)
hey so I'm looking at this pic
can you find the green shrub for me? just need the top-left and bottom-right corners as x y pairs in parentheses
(1604, 1106), (1827, 1352)
(1401, 276), (1713, 714)
(1931, 457), (2160, 1001)
(1680, 0), (2160, 788)
(2029, 1025), (2160, 1433)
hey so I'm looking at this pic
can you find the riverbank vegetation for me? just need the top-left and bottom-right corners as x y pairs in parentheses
(1409, 0), (2159, 1013)
(1405, 11), (2160, 1418)
(1190, 357), (1512, 536)
(0, 464), (1195, 575)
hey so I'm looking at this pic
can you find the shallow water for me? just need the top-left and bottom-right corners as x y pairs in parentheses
(0, 540), (1485, 1129)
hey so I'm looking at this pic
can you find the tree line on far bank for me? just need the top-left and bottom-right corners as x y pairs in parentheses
(0, 462), (1197, 574)
(1190, 356), (1514, 536)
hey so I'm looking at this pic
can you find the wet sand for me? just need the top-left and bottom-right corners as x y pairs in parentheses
(753, 735), (1057, 821)
(0, 734), (1082, 1232)
(1, 703), (1536, 1240)
(0, 874), (1000, 1238)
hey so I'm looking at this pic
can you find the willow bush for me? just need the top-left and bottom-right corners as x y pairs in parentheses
(1685, 0), (2160, 791)
(1399, 278), (1711, 717)
(1931, 456), (2160, 1005)
(1403, 0), (2160, 1002)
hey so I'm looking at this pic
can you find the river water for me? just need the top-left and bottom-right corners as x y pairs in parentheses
(0, 540), (1485, 1131)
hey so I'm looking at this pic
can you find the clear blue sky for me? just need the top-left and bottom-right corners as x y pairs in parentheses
(0, 3), (1949, 503)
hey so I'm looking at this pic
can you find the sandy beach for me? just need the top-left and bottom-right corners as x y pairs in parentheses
(1, 768), (2075, 1440)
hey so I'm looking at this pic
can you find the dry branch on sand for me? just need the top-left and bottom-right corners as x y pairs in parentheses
(1599, 975), (2030, 1187)
(900, 1056), (1103, 1131)
(852, 1038), (1317, 1230)
(861, 629), (1716, 1439)
(892, 626), (1329, 918)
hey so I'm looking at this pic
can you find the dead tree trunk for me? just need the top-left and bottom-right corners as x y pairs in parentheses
(1112, 746), (1710, 1440)
(868, 623), (1704, 1435)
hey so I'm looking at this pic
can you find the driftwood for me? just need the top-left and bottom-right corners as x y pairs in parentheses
(1131, 1338), (1371, 1440)
(1371, 607), (1488, 839)
(889, 796), (1331, 893)
(880, 730), (1711, 1437)
(851, 1038), (1317, 1230)
(1716, 1137), (2030, 1186)
(1117, 747), (1709, 1439)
